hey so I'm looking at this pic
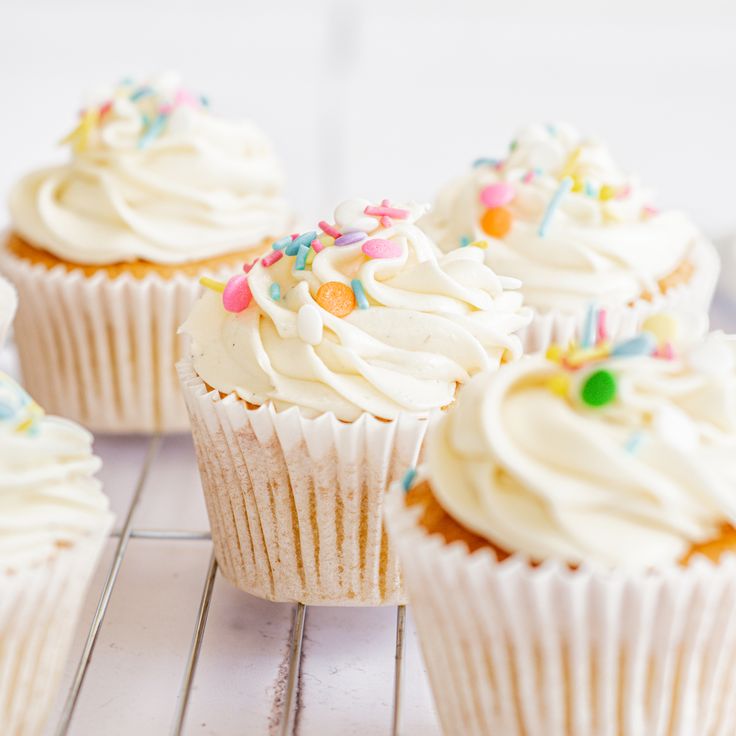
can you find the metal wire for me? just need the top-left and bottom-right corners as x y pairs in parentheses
(54, 434), (163, 736)
(391, 606), (407, 736)
(279, 603), (307, 736)
(170, 552), (218, 736)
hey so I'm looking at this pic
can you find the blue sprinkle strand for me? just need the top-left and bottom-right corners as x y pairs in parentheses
(459, 235), (471, 247)
(538, 177), (573, 237)
(624, 431), (645, 454)
(130, 86), (153, 102)
(351, 279), (369, 310)
(270, 283), (281, 301)
(286, 231), (317, 256)
(272, 235), (292, 251)
(401, 468), (417, 492)
(138, 113), (168, 149)
(294, 244), (310, 271)
(581, 304), (597, 349)
(584, 180), (598, 198)
(612, 333), (657, 358)
(472, 157), (499, 168)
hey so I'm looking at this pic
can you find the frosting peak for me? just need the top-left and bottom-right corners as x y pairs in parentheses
(9, 73), (290, 265)
(181, 197), (532, 421)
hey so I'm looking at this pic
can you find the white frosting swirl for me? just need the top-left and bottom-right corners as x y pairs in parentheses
(0, 374), (112, 571)
(422, 122), (706, 313)
(9, 73), (290, 265)
(427, 333), (736, 569)
(182, 198), (532, 421)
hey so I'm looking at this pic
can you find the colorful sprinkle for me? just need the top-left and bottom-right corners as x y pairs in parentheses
(599, 184), (616, 201)
(315, 281), (356, 317)
(538, 177), (573, 237)
(130, 86), (153, 101)
(657, 342), (675, 360)
(642, 314), (678, 344)
(597, 309), (608, 344)
(559, 147), (582, 180)
(270, 283), (281, 301)
(199, 276), (225, 293)
(222, 274), (252, 313)
(286, 231), (316, 256)
(272, 235), (293, 251)
(479, 182), (515, 209)
(469, 240), (488, 249)
(459, 235), (471, 247)
(522, 170), (536, 185)
(611, 333), (656, 358)
(351, 279), (369, 310)
(584, 181), (598, 198)
(294, 244), (310, 271)
(318, 220), (342, 239)
(473, 158), (500, 168)
(311, 238), (325, 254)
(335, 231), (367, 247)
(297, 304), (323, 345)
(581, 369), (617, 407)
(401, 468), (417, 492)
(547, 373), (571, 397)
(243, 258), (259, 273)
(362, 238), (402, 259)
(364, 204), (409, 219)
(480, 207), (512, 238)
(624, 431), (645, 454)
(261, 250), (284, 268)
(138, 113), (168, 149)
(581, 304), (596, 349)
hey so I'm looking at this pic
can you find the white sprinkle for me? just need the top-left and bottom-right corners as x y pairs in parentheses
(297, 304), (323, 346)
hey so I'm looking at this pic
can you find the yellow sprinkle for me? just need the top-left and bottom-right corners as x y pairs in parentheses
(306, 248), (316, 266)
(547, 373), (571, 397)
(199, 276), (226, 293)
(599, 184), (616, 201)
(318, 234), (335, 247)
(571, 174), (585, 193)
(642, 313), (678, 344)
(468, 239), (488, 249)
(546, 344), (563, 363)
(559, 147), (582, 180)
(565, 344), (610, 368)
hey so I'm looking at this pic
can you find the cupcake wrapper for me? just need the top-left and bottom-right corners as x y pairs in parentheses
(178, 361), (429, 605)
(385, 490), (736, 736)
(0, 275), (17, 350)
(0, 520), (111, 736)
(519, 236), (721, 354)
(0, 252), (213, 433)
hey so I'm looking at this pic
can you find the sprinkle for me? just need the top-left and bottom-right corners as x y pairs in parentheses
(362, 238), (402, 259)
(657, 342), (675, 360)
(297, 304), (323, 345)
(546, 123), (557, 136)
(559, 147), (582, 180)
(401, 468), (417, 492)
(270, 283), (281, 301)
(584, 180), (598, 198)
(547, 373), (571, 397)
(364, 205), (409, 219)
(315, 281), (356, 317)
(130, 86), (153, 101)
(272, 235), (293, 251)
(138, 113), (168, 149)
(597, 309), (608, 344)
(599, 184), (616, 201)
(351, 279), (369, 309)
(479, 182), (515, 209)
(473, 157), (499, 168)
(200, 95), (210, 107)
(546, 344), (563, 363)
(309, 239), (324, 255)
(380, 215), (392, 228)
(243, 258), (259, 273)
(522, 170), (536, 184)
(642, 313), (678, 344)
(480, 207), (512, 238)
(222, 274), (252, 313)
(199, 276), (225, 293)
(581, 369), (617, 407)
(261, 250), (284, 268)
(318, 220), (342, 239)
(538, 177), (573, 237)
(286, 231), (317, 256)
(99, 100), (113, 118)
(174, 88), (200, 108)
(624, 431), (645, 454)
(580, 304), (597, 349)
(335, 231), (367, 247)
(294, 244), (310, 271)
(611, 333), (656, 358)
(459, 235), (471, 247)
(616, 185), (632, 200)
(563, 344), (611, 369)
(642, 205), (659, 218)
(469, 240), (488, 249)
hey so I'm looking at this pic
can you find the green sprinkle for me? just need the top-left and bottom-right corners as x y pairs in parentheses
(401, 468), (417, 492)
(270, 283), (281, 301)
(581, 369), (617, 408)
(351, 279), (369, 310)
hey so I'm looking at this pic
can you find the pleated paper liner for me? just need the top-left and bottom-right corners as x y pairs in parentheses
(0, 520), (111, 736)
(519, 235), (721, 354)
(178, 361), (430, 605)
(384, 488), (736, 736)
(0, 275), (17, 349)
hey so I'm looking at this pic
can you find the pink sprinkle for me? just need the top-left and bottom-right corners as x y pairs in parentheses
(659, 342), (675, 360)
(261, 250), (284, 267)
(159, 103), (174, 115)
(311, 238), (325, 254)
(291, 233), (299, 240)
(362, 238), (402, 259)
(243, 258), (259, 273)
(643, 205), (659, 217)
(318, 220), (342, 239)
(364, 205), (409, 219)
(99, 100), (113, 118)
(222, 274), (252, 313)
(522, 170), (535, 184)
(494, 160), (505, 171)
(174, 89), (200, 108)
(380, 215), (392, 228)
(479, 182), (515, 209)
(597, 309), (608, 344)
(616, 185), (632, 200)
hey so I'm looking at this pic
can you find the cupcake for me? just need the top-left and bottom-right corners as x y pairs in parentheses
(0, 372), (113, 735)
(422, 123), (720, 352)
(1, 73), (291, 433)
(385, 315), (736, 735)
(0, 275), (16, 348)
(178, 197), (531, 604)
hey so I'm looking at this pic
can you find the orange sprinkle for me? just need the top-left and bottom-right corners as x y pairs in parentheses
(480, 207), (512, 238)
(315, 281), (355, 317)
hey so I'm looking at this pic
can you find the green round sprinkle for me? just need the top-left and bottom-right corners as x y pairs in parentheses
(581, 369), (617, 408)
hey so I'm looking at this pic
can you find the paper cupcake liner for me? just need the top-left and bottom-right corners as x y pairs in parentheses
(0, 251), (224, 434)
(0, 520), (111, 736)
(0, 275), (17, 350)
(519, 236), (721, 354)
(385, 489), (736, 736)
(178, 361), (429, 605)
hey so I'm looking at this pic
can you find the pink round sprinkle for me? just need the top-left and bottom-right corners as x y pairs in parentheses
(479, 182), (514, 209)
(361, 238), (402, 259)
(222, 274), (252, 313)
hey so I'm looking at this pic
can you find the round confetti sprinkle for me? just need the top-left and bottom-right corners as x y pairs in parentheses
(479, 182), (514, 209)
(642, 314), (678, 344)
(362, 238), (402, 259)
(480, 207), (512, 238)
(297, 304), (323, 345)
(580, 369), (617, 407)
(222, 274), (252, 313)
(315, 281), (356, 317)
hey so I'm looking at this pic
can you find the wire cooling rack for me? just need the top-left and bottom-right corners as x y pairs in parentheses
(44, 432), (439, 736)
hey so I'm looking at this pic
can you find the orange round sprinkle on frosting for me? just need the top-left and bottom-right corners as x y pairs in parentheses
(480, 207), (512, 238)
(315, 281), (356, 317)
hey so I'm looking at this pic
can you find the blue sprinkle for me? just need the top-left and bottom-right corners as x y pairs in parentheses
(272, 235), (292, 251)
(138, 113), (168, 149)
(286, 231), (317, 256)
(584, 180), (598, 198)
(624, 431), (645, 454)
(0, 402), (12, 419)
(581, 304), (597, 349)
(472, 157), (499, 168)
(200, 95), (210, 107)
(351, 279), (369, 310)
(130, 86), (153, 102)
(401, 468), (417, 492)
(538, 177), (573, 237)
(270, 283), (281, 301)
(459, 235), (471, 247)
(546, 123), (557, 136)
(294, 244), (310, 271)
(612, 333), (657, 358)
